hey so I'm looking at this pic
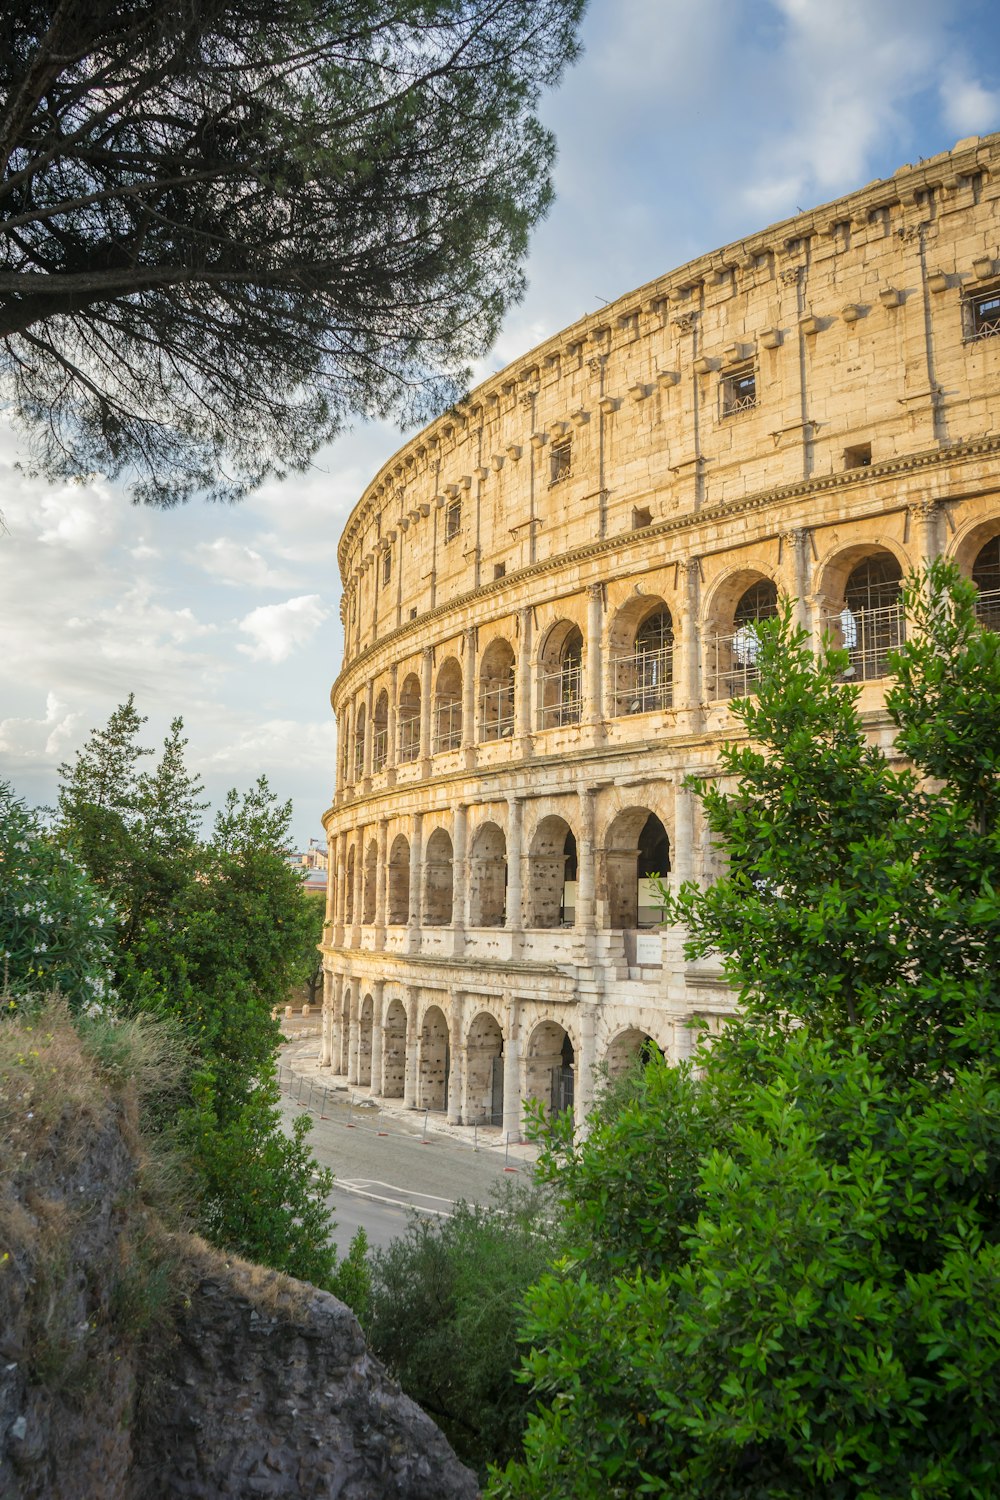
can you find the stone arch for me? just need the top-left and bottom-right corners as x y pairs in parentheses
(948, 517), (1000, 630)
(362, 838), (377, 924)
(387, 834), (410, 924)
(602, 807), (670, 929)
(372, 688), (389, 772)
(423, 827), (454, 925)
(464, 1010), (504, 1125)
(418, 1003), (450, 1110)
(358, 992), (374, 1087)
(397, 671), (421, 763)
(345, 846), (356, 924)
(434, 656), (463, 752)
(469, 820), (507, 926)
(524, 1019), (574, 1121)
(381, 997), (407, 1098)
(604, 1027), (661, 1078)
(479, 637), (516, 741)
(608, 596), (675, 716)
(537, 619), (584, 728)
(353, 701), (366, 780)
(819, 543), (906, 680)
(704, 567), (781, 698)
(527, 814), (577, 928)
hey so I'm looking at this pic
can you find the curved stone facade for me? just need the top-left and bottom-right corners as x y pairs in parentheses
(320, 133), (1000, 1135)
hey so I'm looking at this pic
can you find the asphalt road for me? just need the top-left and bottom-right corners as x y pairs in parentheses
(277, 1053), (533, 1252)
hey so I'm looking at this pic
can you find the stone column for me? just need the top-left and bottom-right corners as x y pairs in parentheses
(419, 645), (433, 770)
(516, 605), (533, 755)
(334, 832), (348, 944)
(782, 528), (810, 633)
(505, 795), (523, 931)
(575, 786), (596, 934)
(807, 592), (833, 655)
(352, 828), (364, 937)
(677, 558), (701, 717)
(584, 583), (604, 726)
(319, 967), (333, 1067)
(407, 811), (423, 952)
(404, 986), (419, 1108)
(909, 499), (940, 567)
(447, 990), (465, 1124)
(386, 663), (398, 779)
(374, 817), (388, 949)
(451, 802), (468, 945)
(347, 984), (359, 1085)
(502, 997), (521, 1143)
(575, 1001), (597, 1127)
(362, 680), (374, 785)
(370, 980), (385, 1098)
(673, 779), (696, 887)
(462, 626), (478, 769)
(329, 973), (345, 1075)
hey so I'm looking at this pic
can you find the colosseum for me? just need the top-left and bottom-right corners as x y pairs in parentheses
(319, 132), (1000, 1137)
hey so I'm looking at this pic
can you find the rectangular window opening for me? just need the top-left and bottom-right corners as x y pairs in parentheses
(722, 366), (757, 417)
(445, 498), (462, 541)
(381, 549), (391, 587)
(844, 443), (872, 470)
(493, 562), (506, 580)
(965, 287), (1000, 340)
(549, 438), (572, 485)
(632, 506), (653, 530)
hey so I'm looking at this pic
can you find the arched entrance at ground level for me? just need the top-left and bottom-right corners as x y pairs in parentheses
(388, 835), (410, 924)
(381, 998), (407, 1098)
(603, 808), (670, 929)
(423, 827), (454, 925)
(418, 1005), (450, 1110)
(527, 815), (577, 928)
(604, 1029), (660, 1079)
(524, 1021), (574, 1121)
(358, 993), (373, 1087)
(464, 1012), (504, 1125)
(469, 821), (507, 926)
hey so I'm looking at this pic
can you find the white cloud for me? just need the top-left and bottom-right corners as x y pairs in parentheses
(193, 536), (297, 589)
(237, 594), (331, 663)
(0, 692), (82, 769)
(940, 70), (1000, 136)
(202, 716), (337, 774)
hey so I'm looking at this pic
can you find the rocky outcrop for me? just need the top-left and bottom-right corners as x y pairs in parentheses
(132, 1249), (479, 1500)
(0, 1008), (478, 1500)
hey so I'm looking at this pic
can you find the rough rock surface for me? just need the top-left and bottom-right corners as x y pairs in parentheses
(131, 1250), (480, 1500)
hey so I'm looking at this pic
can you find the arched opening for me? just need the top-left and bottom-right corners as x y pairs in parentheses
(613, 605), (674, 716)
(708, 576), (779, 698)
(469, 821), (507, 926)
(604, 1029), (660, 1079)
(418, 1004), (450, 1110)
(604, 809), (670, 929)
(434, 657), (463, 752)
(381, 998), (407, 1098)
(358, 993), (373, 1087)
(524, 1021), (574, 1122)
(372, 689), (389, 772)
(538, 621), (584, 728)
(479, 638), (516, 741)
(362, 839), (377, 924)
(345, 846), (356, 923)
(464, 1012), (504, 1125)
(972, 534), (1000, 630)
(528, 815), (577, 928)
(397, 672), (421, 763)
(338, 983), (351, 1073)
(353, 702), (366, 781)
(387, 834), (410, 924)
(423, 827), (454, 925)
(834, 551), (904, 680)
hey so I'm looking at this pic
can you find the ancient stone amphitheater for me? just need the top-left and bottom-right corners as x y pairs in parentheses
(320, 133), (1000, 1136)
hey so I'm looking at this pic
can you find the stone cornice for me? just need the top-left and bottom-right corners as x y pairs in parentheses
(337, 132), (1000, 576)
(330, 432), (1000, 709)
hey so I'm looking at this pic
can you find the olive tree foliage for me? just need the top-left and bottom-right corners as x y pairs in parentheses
(491, 563), (1000, 1500)
(0, 0), (586, 505)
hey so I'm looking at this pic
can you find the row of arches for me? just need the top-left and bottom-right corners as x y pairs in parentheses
(332, 986), (661, 1124)
(342, 535), (1000, 783)
(340, 807), (671, 930)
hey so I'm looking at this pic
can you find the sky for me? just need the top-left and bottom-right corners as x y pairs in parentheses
(1, 0), (999, 846)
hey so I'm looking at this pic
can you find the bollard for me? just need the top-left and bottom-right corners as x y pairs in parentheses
(307, 1080), (314, 1109)
(503, 1131), (518, 1173)
(419, 1107), (430, 1144)
(377, 1107), (388, 1137)
(320, 1087), (330, 1120)
(473, 1122), (478, 1153)
(346, 1094), (356, 1129)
